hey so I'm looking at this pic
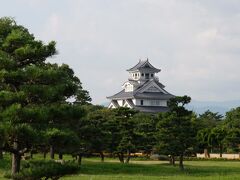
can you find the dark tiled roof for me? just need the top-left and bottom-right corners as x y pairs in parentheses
(127, 60), (147, 71)
(107, 90), (174, 100)
(155, 80), (165, 88)
(134, 106), (169, 113)
(107, 90), (134, 100)
(107, 79), (174, 100)
(135, 79), (165, 92)
(127, 60), (160, 72)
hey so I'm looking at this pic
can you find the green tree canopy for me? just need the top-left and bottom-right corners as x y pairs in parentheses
(156, 96), (196, 170)
(0, 17), (90, 175)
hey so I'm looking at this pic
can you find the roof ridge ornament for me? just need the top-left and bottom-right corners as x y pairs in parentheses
(127, 59), (160, 72)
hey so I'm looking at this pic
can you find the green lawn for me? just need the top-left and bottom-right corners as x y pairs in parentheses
(63, 158), (240, 180)
(1, 155), (240, 179)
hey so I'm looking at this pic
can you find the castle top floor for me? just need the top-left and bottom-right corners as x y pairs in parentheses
(127, 59), (161, 81)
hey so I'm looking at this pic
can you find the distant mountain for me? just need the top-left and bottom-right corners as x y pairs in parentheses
(100, 100), (240, 116)
(187, 100), (240, 116)
(101, 102), (110, 107)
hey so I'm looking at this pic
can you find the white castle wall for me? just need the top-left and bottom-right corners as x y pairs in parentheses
(135, 99), (167, 107)
(117, 100), (123, 106)
(197, 153), (240, 159)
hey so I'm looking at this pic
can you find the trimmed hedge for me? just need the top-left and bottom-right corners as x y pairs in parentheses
(5, 160), (79, 180)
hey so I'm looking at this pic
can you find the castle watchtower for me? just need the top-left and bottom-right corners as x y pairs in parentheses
(107, 59), (175, 113)
(127, 59), (160, 82)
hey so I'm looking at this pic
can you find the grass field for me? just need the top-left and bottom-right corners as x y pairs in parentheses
(1, 155), (240, 179)
(62, 158), (240, 180)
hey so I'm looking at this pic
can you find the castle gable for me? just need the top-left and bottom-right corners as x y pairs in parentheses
(145, 86), (161, 92)
(138, 80), (167, 94)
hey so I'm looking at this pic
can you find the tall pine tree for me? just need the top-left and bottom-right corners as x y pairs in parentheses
(0, 17), (91, 175)
(156, 96), (196, 170)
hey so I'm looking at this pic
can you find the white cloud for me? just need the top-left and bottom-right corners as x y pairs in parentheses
(43, 13), (61, 40)
(1, 0), (240, 103)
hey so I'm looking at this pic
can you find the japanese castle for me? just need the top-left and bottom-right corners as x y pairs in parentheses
(107, 59), (175, 113)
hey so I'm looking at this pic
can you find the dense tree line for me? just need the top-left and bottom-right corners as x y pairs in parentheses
(1, 17), (240, 177)
(74, 98), (240, 170)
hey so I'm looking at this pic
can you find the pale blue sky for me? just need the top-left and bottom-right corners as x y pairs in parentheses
(1, 0), (240, 104)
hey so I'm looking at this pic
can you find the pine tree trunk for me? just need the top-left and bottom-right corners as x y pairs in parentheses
(204, 148), (210, 158)
(220, 145), (223, 158)
(12, 153), (21, 175)
(0, 150), (3, 159)
(77, 154), (82, 165)
(125, 149), (131, 163)
(11, 141), (21, 175)
(179, 155), (184, 171)
(43, 151), (47, 159)
(118, 153), (124, 163)
(99, 152), (104, 162)
(169, 155), (175, 166)
(59, 153), (63, 160)
(30, 151), (33, 159)
(172, 156), (175, 166)
(50, 145), (54, 159)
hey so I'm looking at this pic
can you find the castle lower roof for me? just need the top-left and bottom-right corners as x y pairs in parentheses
(107, 90), (134, 100)
(107, 79), (174, 100)
(107, 90), (174, 100)
(134, 106), (169, 113)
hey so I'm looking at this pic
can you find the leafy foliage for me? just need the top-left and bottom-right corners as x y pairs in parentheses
(156, 96), (196, 169)
(5, 160), (79, 180)
(0, 17), (90, 175)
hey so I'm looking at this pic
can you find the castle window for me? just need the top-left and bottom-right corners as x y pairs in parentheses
(141, 73), (144, 76)
(151, 74), (154, 77)
(140, 100), (144, 105)
(145, 73), (149, 79)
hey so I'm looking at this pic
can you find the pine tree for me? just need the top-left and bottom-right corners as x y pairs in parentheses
(156, 96), (196, 170)
(0, 17), (90, 175)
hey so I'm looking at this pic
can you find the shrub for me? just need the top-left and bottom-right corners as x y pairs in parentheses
(150, 154), (169, 161)
(5, 160), (79, 180)
(131, 156), (150, 161)
(158, 155), (169, 161)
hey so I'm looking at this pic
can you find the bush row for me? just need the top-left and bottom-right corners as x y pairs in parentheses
(5, 160), (79, 180)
